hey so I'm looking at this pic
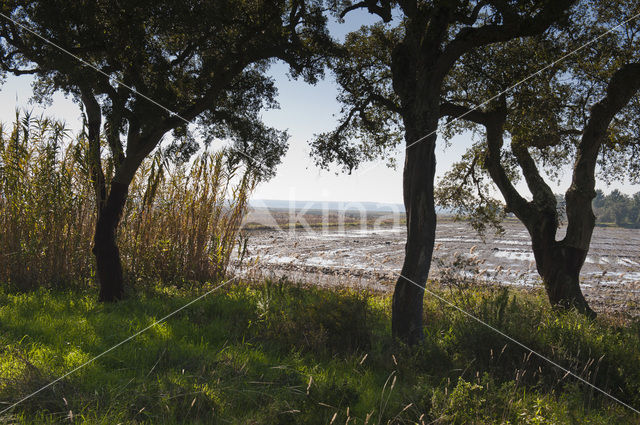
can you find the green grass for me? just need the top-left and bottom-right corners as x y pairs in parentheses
(0, 281), (639, 424)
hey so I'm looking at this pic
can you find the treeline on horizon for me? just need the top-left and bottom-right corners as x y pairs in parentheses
(553, 189), (640, 229)
(593, 189), (640, 228)
(551, 190), (640, 229)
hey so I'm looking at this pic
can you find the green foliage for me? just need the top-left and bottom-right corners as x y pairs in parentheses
(0, 113), (251, 290)
(0, 0), (334, 183)
(311, 23), (403, 173)
(434, 145), (507, 236)
(0, 282), (638, 424)
(314, 1), (577, 172)
(593, 189), (640, 228)
(436, 0), (640, 232)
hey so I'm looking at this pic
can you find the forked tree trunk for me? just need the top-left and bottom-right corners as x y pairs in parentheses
(93, 181), (129, 302)
(484, 110), (595, 317)
(392, 123), (438, 344)
(442, 103), (597, 317)
(522, 203), (596, 317)
(533, 240), (595, 317)
(519, 208), (596, 317)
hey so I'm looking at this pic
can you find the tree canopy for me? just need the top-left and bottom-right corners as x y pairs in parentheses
(0, 0), (334, 301)
(0, 0), (333, 180)
(434, 0), (640, 314)
(437, 0), (640, 230)
(313, 0), (577, 343)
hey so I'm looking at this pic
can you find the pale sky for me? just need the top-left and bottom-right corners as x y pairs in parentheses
(0, 10), (637, 205)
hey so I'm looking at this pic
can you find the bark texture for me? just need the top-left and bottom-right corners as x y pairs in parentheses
(440, 62), (640, 316)
(534, 241), (593, 316)
(392, 122), (438, 344)
(385, 1), (576, 343)
(94, 181), (128, 302)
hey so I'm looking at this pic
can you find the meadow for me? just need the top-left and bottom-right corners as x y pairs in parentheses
(1, 281), (639, 424)
(2, 115), (640, 424)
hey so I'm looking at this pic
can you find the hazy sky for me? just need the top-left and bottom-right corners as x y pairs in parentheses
(0, 10), (637, 205)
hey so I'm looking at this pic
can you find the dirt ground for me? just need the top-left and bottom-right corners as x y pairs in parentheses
(238, 212), (640, 317)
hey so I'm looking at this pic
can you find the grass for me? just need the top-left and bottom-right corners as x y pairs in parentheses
(0, 280), (639, 424)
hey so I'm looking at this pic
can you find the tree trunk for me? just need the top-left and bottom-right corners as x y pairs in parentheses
(93, 181), (129, 302)
(534, 240), (595, 317)
(392, 126), (438, 344)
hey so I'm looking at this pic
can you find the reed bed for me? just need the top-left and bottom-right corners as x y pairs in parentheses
(0, 112), (253, 290)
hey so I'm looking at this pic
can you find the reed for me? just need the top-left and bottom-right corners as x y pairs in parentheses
(0, 112), (253, 290)
(0, 112), (94, 289)
(120, 150), (254, 285)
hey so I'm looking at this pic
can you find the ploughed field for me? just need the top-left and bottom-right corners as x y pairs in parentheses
(240, 212), (640, 316)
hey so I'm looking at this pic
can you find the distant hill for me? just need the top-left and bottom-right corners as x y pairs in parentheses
(249, 199), (405, 213)
(249, 199), (453, 214)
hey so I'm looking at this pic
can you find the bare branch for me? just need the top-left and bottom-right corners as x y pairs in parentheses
(340, 0), (392, 22)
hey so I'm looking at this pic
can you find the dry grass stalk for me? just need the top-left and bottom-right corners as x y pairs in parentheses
(0, 112), (254, 289)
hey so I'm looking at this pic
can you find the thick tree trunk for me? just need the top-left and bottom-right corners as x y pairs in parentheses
(476, 109), (594, 316)
(93, 181), (129, 302)
(533, 239), (595, 317)
(392, 125), (437, 344)
(441, 104), (595, 316)
(524, 206), (595, 317)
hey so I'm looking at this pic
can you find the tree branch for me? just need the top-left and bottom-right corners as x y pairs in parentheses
(340, 0), (392, 22)
(440, 101), (489, 124)
(565, 62), (640, 248)
(79, 86), (107, 211)
(510, 140), (557, 213)
(435, 0), (576, 80)
(454, 1), (487, 26)
(440, 100), (532, 220)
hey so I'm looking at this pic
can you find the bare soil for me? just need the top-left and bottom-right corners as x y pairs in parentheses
(238, 213), (640, 317)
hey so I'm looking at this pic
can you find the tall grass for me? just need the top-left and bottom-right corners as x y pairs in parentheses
(0, 112), (253, 290)
(121, 151), (254, 284)
(0, 283), (638, 424)
(0, 112), (94, 288)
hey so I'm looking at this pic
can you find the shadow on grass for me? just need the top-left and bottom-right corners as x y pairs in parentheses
(0, 281), (638, 424)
